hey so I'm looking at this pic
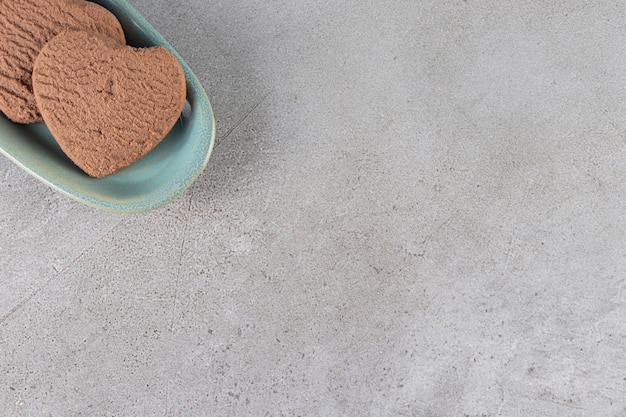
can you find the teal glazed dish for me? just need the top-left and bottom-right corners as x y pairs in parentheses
(0, 0), (215, 213)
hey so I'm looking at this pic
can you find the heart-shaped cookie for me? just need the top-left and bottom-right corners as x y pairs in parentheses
(0, 0), (125, 124)
(33, 30), (186, 178)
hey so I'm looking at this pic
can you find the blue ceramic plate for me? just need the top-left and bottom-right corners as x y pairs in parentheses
(0, 0), (215, 213)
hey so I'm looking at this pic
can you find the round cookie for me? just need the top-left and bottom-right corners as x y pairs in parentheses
(0, 0), (125, 124)
(33, 30), (186, 178)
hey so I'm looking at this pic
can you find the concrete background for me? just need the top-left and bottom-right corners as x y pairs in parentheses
(1, 0), (625, 416)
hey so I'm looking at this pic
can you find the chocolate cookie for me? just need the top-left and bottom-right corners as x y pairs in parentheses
(32, 30), (186, 178)
(0, 0), (125, 123)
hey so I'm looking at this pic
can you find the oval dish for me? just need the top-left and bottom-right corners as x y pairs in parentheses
(0, 0), (215, 213)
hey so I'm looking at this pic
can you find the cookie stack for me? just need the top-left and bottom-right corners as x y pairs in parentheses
(0, 0), (186, 177)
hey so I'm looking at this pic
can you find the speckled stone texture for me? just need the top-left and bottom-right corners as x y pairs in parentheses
(1, 0), (625, 416)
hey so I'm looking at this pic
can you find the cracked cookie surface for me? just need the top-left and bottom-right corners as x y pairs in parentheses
(0, 0), (125, 123)
(33, 30), (186, 177)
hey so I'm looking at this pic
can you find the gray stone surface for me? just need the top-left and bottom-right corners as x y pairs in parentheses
(1, 0), (625, 416)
